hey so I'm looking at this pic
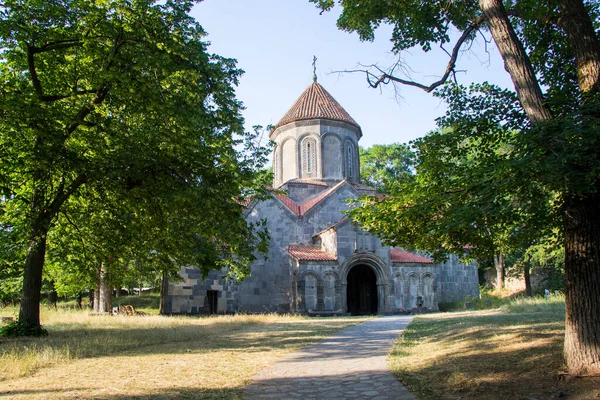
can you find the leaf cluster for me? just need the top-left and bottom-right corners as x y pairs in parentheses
(0, 0), (271, 297)
(359, 142), (415, 194)
(0, 319), (48, 337)
(350, 83), (559, 263)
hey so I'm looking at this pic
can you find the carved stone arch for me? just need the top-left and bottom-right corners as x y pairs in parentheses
(291, 270), (298, 313)
(298, 269), (320, 281)
(298, 132), (320, 144)
(322, 270), (339, 281)
(392, 273), (406, 310)
(321, 271), (338, 311)
(321, 132), (343, 180)
(321, 131), (343, 142)
(421, 272), (436, 309)
(298, 133), (320, 179)
(421, 272), (436, 280)
(272, 143), (282, 186)
(280, 136), (298, 183)
(339, 253), (391, 314)
(407, 272), (419, 309)
(343, 139), (358, 181)
(300, 270), (319, 312)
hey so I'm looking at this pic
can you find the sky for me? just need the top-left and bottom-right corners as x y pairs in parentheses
(191, 0), (515, 150)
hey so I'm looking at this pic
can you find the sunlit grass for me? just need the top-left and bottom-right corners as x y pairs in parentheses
(388, 295), (598, 400)
(0, 307), (371, 399)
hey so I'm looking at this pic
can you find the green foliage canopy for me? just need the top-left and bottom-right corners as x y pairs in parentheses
(0, 0), (269, 325)
(359, 143), (415, 194)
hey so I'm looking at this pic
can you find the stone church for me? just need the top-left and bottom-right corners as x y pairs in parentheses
(164, 80), (479, 315)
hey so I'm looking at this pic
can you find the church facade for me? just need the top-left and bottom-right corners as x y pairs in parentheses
(164, 81), (479, 315)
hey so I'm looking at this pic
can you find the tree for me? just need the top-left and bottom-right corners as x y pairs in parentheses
(312, 0), (600, 375)
(0, 0), (268, 333)
(351, 84), (556, 292)
(359, 143), (415, 193)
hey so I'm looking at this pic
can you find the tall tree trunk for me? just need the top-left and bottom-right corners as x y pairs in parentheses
(479, 0), (553, 123)
(159, 272), (169, 315)
(557, 0), (600, 94)
(76, 291), (83, 309)
(493, 254), (506, 291)
(557, 0), (600, 376)
(94, 262), (112, 313)
(562, 192), (600, 376)
(47, 280), (58, 308)
(18, 234), (47, 327)
(481, 0), (600, 375)
(523, 263), (532, 297)
(18, 174), (87, 329)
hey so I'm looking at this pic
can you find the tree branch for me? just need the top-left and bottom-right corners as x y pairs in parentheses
(65, 84), (110, 136)
(46, 173), (88, 219)
(26, 44), (44, 98)
(30, 39), (83, 54)
(350, 16), (485, 93)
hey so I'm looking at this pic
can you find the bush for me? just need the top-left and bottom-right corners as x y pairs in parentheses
(439, 289), (511, 311)
(501, 293), (565, 314)
(0, 320), (48, 337)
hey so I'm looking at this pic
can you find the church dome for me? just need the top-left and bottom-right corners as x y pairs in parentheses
(271, 80), (362, 188)
(271, 82), (360, 134)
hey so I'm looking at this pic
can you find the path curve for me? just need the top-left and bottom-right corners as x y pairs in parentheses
(244, 315), (415, 400)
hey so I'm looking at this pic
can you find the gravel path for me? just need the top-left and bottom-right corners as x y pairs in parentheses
(244, 315), (416, 400)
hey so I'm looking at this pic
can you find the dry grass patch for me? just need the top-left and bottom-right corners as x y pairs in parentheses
(389, 297), (600, 400)
(0, 307), (371, 399)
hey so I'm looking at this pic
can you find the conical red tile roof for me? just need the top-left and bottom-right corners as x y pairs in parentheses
(272, 82), (360, 132)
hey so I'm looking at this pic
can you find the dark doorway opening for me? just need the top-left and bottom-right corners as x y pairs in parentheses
(207, 290), (219, 315)
(346, 265), (378, 315)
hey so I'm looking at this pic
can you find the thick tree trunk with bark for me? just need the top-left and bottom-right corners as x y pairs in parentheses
(18, 234), (47, 326)
(556, 0), (600, 376)
(159, 272), (169, 315)
(94, 262), (112, 313)
(493, 254), (506, 291)
(557, 0), (600, 94)
(18, 174), (87, 330)
(562, 191), (600, 376)
(479, 0), (553, 123)
(523, 263), (532, 297)
(480, 0), (600, 375)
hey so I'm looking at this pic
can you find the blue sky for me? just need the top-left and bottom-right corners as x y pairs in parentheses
(192, 0), (514, 149)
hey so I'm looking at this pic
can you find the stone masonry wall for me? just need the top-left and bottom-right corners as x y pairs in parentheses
(436, 254), (479, 303)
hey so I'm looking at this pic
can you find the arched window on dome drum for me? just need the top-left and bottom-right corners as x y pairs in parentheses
(346, 143), (354, 179)
(273, 147), (279, 184)
(302, 137), (317, 178)
(307, 142), (312, 173)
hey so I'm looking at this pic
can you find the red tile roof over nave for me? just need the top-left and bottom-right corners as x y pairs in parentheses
(390, 249), (434, 264)
(288, 244), (337, 261)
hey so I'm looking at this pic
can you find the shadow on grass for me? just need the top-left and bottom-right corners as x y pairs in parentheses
(0, 316), (374, 381)
(0, 386), (245, 400)
(388, 309), (580, 400)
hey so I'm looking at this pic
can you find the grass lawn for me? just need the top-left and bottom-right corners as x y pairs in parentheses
(388, 296), (600, 400)
(0, 307), (371, 399)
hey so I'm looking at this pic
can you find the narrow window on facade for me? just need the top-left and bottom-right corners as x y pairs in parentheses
(302, 137), (317, 177)
(346, 144), (353, 179)
(307, 142), (312, 173)
(273, 148), (279, 183)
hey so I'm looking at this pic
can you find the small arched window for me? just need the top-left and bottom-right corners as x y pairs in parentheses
(346, 143), (354, 179)
(302, 137), (317, 177)
(307, 142), (312, 173)
(273, 147), (279, 183)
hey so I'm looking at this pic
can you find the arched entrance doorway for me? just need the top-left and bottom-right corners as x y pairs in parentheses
(346, 264), (378, 315)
